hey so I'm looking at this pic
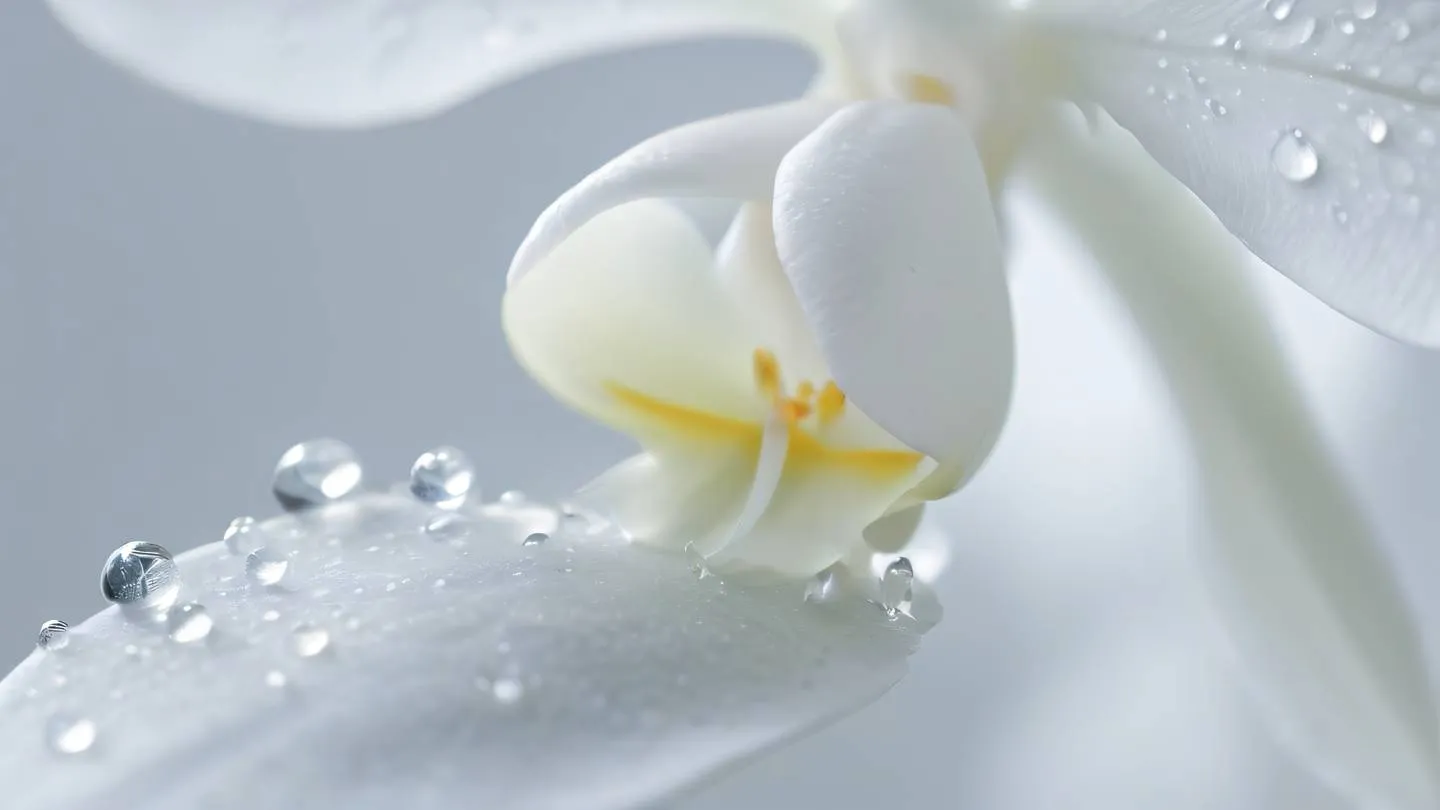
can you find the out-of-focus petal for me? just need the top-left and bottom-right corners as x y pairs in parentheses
(0, 491), (935, 810)
(47, 0), (843, 128)
(772, 100), (1014, 495)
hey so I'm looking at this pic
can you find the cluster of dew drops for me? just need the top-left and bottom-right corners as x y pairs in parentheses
(31, 437), (916, 756)
(1143, 0), (1439, 227)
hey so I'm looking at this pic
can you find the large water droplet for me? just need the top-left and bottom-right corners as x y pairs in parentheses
(1357, 111), (1389, 144)
(100, 541), (181, 612)
(36, 620), (69, 651)
(246, 547), (292, 587)
(46, 714), (96, 754)
(522, 532), (548, 547)
(166, 602), (214, 644)
(409, 446), (476, 508)
(223, 516), (263, 556)
(272, 438), (363, 510)
(879, 557), (914, 616)
(291, 623), (331, 657)
(1267, 0), (1296, 20)
(1271, 130), (1320, 182)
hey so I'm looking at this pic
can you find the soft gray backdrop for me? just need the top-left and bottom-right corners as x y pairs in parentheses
(5, 4), (1440, 808)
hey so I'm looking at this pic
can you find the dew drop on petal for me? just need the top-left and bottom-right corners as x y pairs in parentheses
(1272, 129), (1320, 182)
(1330, 202), (1350, 226)
(100, 541), (181, 612)
(46, 714), (96, 754)
(223, 516), (262, 556)
(1354, 0), (1378, 19)
(1357, 111), (1389, 144)
(166, 602), (214, 644)
(265, 670), (288, 688)
(424, 513), (474, 545)
(409, 445), (476, 507)
(36, 620), (69, 651)
(492, 678), (525, 705)
(523, 532), (548, 547)
(879, 557), (915, 616)
(246, 547), (291, 587)
(272, 438), (363, 510)
(291, 623), (331, 657)
(804, 565), (841, 603)
(498, 490), (526, 506)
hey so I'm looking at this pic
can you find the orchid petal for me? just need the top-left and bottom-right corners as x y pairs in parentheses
(1045, 0), (1440, 346)
(46, 0), (841, 128)
(1023, 108), (1440, 810)
(508, 100), (842, 287)
(771, 101), (1014, 492)
(0, 492), (935, 810)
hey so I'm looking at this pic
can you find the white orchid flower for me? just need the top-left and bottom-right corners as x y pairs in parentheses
(22, 0), (1440, 809)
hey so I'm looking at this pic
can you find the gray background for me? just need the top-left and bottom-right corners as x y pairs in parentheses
(4, 3), (1440, 807)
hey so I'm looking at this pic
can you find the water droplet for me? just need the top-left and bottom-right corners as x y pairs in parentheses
(1265, 15), (1317, 47)
(1330, 202), (1350, 225)
(804, 565), (841, 603)
(223, 516), (262, 556)
(1271, 129), (1320, 182)
(36, 620), (69, 651)
(684, 542), (711, 579)
(272, 438), (363, 510)
(291, 624), (330, 657)
(1393, 19), (1412, 40)
(522, 532), (548, 547)
(424, 513), (474, 545)
(498, 490), (526, 505)
(1267, 0), (1295, 20)
(262, 609), (281, 622)
(1205, 98), (1229, 117)
(166, 602), (214, 644)
(1156, 57), (1169, 69)
(100, 541), (181, 612)
(1154, 28), (1169, 41)
(492, 678), (525, 705)
(1337, 17), (1357, 34)
(265, 670), (288, 688)
(409, 445), (476, 507)
(1210, 32), (1231, 47)
(46, 714), (96, 754)
(879, 557), (915, 616)
(1353, 0), (1377, 19)
(1357, 111), (1389, 144)
(246, 547), (291, 587)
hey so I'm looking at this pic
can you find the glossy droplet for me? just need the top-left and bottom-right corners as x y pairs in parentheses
(1353, 0), (1377, 19)
(1265, 15), (1317, 47)
(424, 513), (475, 545)
(166, 602), (214, 644)
(523, 532), (548, 547)
(492, 678), (525, 705)
(684, 542), (712, 580)
(246, 547), (291, 587)
(36, 620), (69, 651)
(1266, 0), (1295, 20)
(100, 541), (181, 611)
(1272, 130), (1320, 182)
(879, 557), (915, 616)
(804, 565), (841, 603)
(1331, 203), (1351, 226)
(409, 445), (476, 507)
(1357, 111), (1389, 144)
(498, 490), (526, 505)
(223, 516), (262, 556)
(1210, 33), (1231, 47)
(46, 714), (96, 754)
(1154, 28), (1168, 41)
(265, 670), (288, 688)
(272, 438), (363, 510)
(291, 624), (330, 657)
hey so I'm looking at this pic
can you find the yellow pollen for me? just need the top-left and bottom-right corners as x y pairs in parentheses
(795, 380), (815, 402)
(902, 73), (956, 106)
(816, 381), (846, 426)
(753, 348), (782, 399)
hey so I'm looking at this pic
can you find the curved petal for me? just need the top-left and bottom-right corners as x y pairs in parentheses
(771, 100), (1015, 492)
(0, 491), (935, 810)
(508, 100), (842, 287)
(1023, 107), (1440, 810)
(47, 0), (842, 128)
(1041, 0), (1440, 346)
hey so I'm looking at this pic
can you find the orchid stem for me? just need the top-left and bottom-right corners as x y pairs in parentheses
(1020, 110), (1440, 810)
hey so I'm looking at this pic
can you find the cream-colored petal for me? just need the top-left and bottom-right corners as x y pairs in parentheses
(47, 0), (844, 128)
(773, 100), (1015, 490)
(503, 199), (761, 438)
(508, 100), (843, 287)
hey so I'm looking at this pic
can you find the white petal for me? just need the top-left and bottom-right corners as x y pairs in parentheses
(771, 101), (1014, 491)
(508, 100), (842, 287)
(504, 199), (759, 435)
(1044, 0), (1440, 346)
(0, 492), (935, 810)
(1023, 108), (1440, 810)
(47, 0), (841, 128)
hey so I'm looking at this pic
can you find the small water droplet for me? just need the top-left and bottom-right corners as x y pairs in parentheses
(424, 513), (474, 545)
(498, 490), (526, 505)
(46, 714), (96, 754)
(246, 547), (291, 587)
(1330, 202), (1350, 225)
(879, 557), (915, 616)
(262, 609), (281, 622)
(804, 565), (841, 603)
(291, 624), (330, 657)
(1271, 129), (1320, 182)
(101, 541), (181, 612)
(409, 445), (476, 507)
(1267, 0), (1295, 20)
(1353, 0), (1377, 19)
(684, 542), (711, 579)
(166, 602), (214, 644)
(272, 438), (363, 510)
(1210, 32), (1231, 47)
(1156, 57), (1170, 69)
(522, 532), (548, 547)
(1393, 19), (1412, 40)
(492, 678), (525, 705)
(1337, 17), (1357, 34)
(223, 516), (264, 556)
(265, 670), (288, 689)
(36, 620), (69, 651)
(1154, 28), (1169, 41)
(1266, 15), (1318, 47)
(1357, 111), (1389, 144)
